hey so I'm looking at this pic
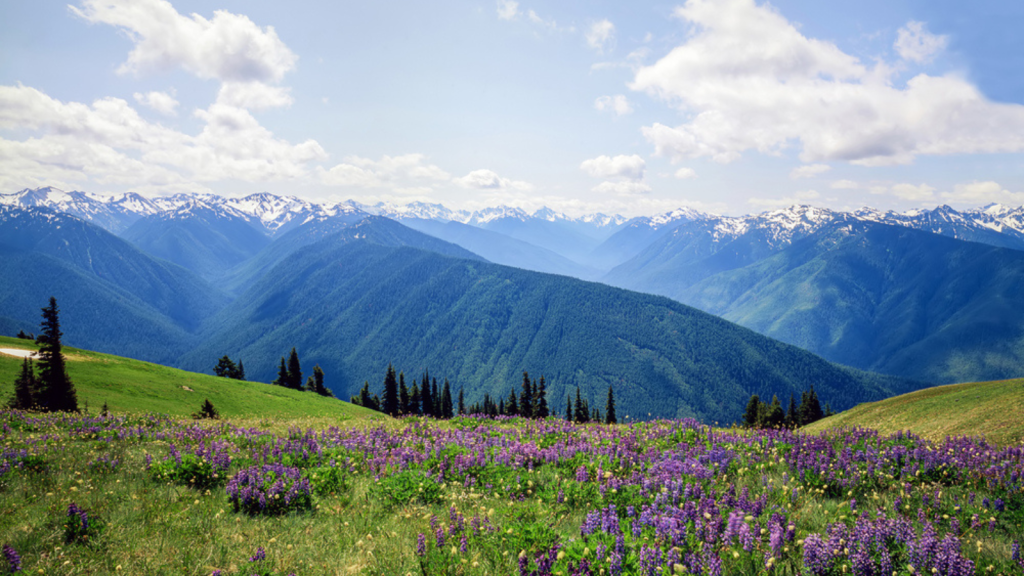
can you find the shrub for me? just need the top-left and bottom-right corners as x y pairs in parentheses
(149, 443), (231, 489)
(307, 465), (351, 497)
(369, 469), (444, 506)
(192, 399), (219, 420)
(226, 464), (312, 516)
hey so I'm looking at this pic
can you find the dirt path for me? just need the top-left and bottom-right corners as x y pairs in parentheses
(0, 348), (40, 359)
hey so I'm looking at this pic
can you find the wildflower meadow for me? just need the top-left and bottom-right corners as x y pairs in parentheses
(0, 409), (1021, 575)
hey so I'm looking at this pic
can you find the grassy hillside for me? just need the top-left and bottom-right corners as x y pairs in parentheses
(804, 377), (1024, 445)
(0, 336), (377, 419)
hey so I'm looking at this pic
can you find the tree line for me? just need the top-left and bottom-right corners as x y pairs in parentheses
(742, 385), (833, 429)
(351, 365), (618, 424)
(213, 347), (333, 397)
(8, 297), (78, 413)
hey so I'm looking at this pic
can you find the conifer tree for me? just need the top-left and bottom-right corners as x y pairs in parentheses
(356, 381), (374, 409)
(273, 357), (289, 387)
(421, 372), (433, 417)
(786, 393), (798, 428)
(458, 388), (465, 415)
(506, 388), (519, 416)
(565, 395), (573, 421)
(410, 383), (421, 416)
(535, 376), (549, 418)
(235, 359), (245, 381)
(765, 395), (785, 428)
(605, 385), (617, 424)
(441, 379), (453, 419)
(592, 407), (600, 422)
(214, 356), (239, 378)
(382, 364), (399, 416)
(498, 398), (505, 416)
(520, 372), (533, 418)
(9, 357), (36, 410)
(399, 372), (410, 415)
(310, 365), (331, 397)
(286, 348), (302, 390)
(36, 297), (76, 412)
(743, 394), (762, 428)
(431, 378), (440, 416)
(574, 387), (587, 423)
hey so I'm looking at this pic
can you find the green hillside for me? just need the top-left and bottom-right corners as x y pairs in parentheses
(0, 336), (377, 419)
(803, 377), (1024, 445)
(181, 224), (918, 424)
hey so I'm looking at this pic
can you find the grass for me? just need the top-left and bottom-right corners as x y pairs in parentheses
(0, 336), (379, 420)
(804, 377), (1024, 445)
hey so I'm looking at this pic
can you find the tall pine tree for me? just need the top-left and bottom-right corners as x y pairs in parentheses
(9, 357), (36, 410)
(36, 297), (76, 412)
(286, 348), (302, 390)
(605, 385), (617, 424)
(506, 388), (519, 416)
(311, 365), (331, 397)
(272, 357), (289, 387)
(441, 379), (453, 419)
(399, 372), (410, 415)
(565, 395), (573, 421)
(520, 372), (534, 418)
(574, 387), (587, 423)
(421, 372), (433, 417)
(382, 364), (399, 416)
(458, 388), (465, 415)
(535, 376), (549, 418)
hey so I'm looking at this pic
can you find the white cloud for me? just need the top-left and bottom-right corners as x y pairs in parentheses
(674, 167), (697, 179)
(632, 0), (1024, 166)
(0, 84), (325, 189)
(70, 0), (297, 83)
(942, 181), (1024, 205)
(586, 19), (615, 52)
(454, 169), (534, 191)
(594, 95), (633, 115)
(592, 181), (652, 195)
(133, 90), (178, 115)
(496, 0), (519, 21)
(830, 179), (859, 190)
(748, 189), (820, 208)
(890, 183), (936, 201)
(895, 21), (948, 64)
(580, 154), (645, 181)
(320, 154), (451, 188)
(216, 81), (293, 110)
(790, 164), (831, 179)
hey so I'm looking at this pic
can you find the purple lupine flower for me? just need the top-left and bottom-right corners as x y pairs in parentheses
(459, 534), (467, 554)
(435, 527), (445, 548)
(249, 547), (265, 562)
(2, 544), (21, 573)
(1012, 540), (1022, 568)
(416, 533), (426, 557)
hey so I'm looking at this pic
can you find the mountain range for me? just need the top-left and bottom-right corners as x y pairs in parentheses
(5, 185), (1024, 401)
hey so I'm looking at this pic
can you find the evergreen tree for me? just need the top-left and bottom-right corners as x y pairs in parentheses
(286, 348), (302, 390)
(498, 398), (505, 416)
(605, 385), (617, 425)
(9, 357), (36, 410)
(36, 297), (76, 412)
(421, 372), (433, 417)
(431, 378), (441, 416)
(592, 407), (600, 422)
(382, 364), (399, 416)
(574, 387), (587, 423)
(356, 381), (373, 408)
(410, 383), (422, 416)
(520, 372), (534, 418)
(798, 385), (824, 425)
(311, 365), (331, 397)
(458, 388), (465, 415)
(765, 395), (785, 428)
(786, 393), (798, 428)
(824, 402), (834, 418)
(193, 398), (219, 419)
(272, 357), (289, 387)
(235, 360), (245, 380)
(535, 376), (549, 418)
(506, 388), (519, 416)
(16, 330), (33, 340)
(743, 394), (763, 428)
(565, 395), (573, 421)
(399, 372), (410, 415)
(441, 379), (453, 419)
(214, 356), (238, 378)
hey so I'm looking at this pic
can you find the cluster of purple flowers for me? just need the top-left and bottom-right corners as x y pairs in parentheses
(2, 544), (20, 573)
(225, 464), (312, 515)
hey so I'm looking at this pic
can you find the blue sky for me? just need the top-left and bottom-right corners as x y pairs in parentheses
(1, 0), (1023, 216)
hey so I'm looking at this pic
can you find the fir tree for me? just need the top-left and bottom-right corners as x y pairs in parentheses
(16, 330), (33, 340)
(382, 364), (399, 416)
(458, 388), (465, 415)
(520, 372), (533, 418)
(765, 395), (785, 428)
(399, 372), (410, 415)
(286, 348), (302, 390)
(431, 378), (440, 416)
(441, 379), (453, 419)
(36, 297), (76, 412)
(743, 394), (762, 428)
(272, 357), (289, 387)
(9, 357), (36, 410)
(193, 398), (219, 419)
(605, 385), (617, 425)
(574, 387), (587, 423)
(498, 398), (505, 416)
(410, 383), (422, 416)
(786, 393), (798, 428)
(506, 388), (519, 416)
(565, 395), (573, 421)
(421, 372), (433, 417)
(535, 376), (549, 418)
(310, 365), (331, 397)
(214, 356), (238, 378)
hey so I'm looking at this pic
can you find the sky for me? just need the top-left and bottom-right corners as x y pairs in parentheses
(1, 0), (1024, 217)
